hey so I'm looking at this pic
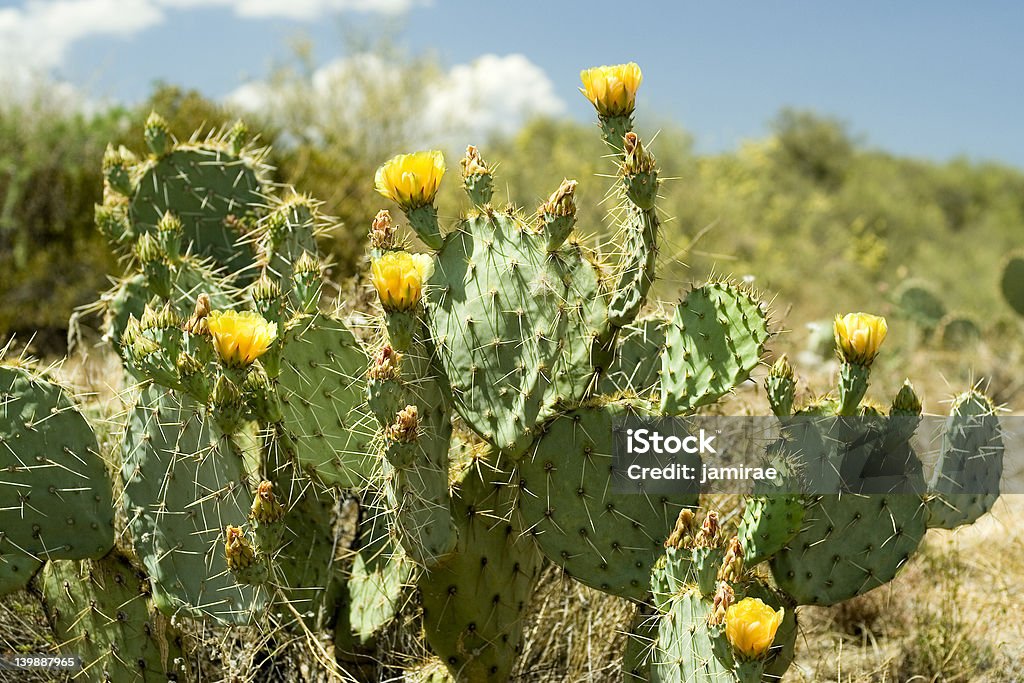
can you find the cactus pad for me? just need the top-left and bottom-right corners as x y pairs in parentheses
(770, 493), (926, 605)
(1000, 252), (1024, 317)
(426, 209), (607, 456)
(420, 456), (542, 681)
(121, 384), (265, 624)
(38, 552), (188, 682)
(515, 401), (698, 600)
(277, 314), (376, 489)
(598, 317), (665, 398)
(660, 283), (770, 414)
(926, 390), (1003, 529)
(0, 366), (114, 562)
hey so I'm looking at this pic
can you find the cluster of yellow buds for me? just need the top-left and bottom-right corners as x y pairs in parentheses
(834, 312), (887, 366)
(224, 525), (256, 571)
(460, 145), (491, 178)
(250, 480), (285, 525)
(370, 251), (434, 312)
(385, 405), (419, 443)
(725, 598), (784, 659)
(579, 62), (643, 118)
(665, 508), (696, 549)
(540, 179), (579, 218)
(717, 536), (744, 583)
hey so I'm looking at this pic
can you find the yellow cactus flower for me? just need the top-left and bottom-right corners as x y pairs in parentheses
(579, 62), (643, 117)
(207, 310), (277, 367)
(371, 251), (434, 311)
(834, 312), (888, 366)
(725, 598), (784, 659)
(374, 151), (446, 210)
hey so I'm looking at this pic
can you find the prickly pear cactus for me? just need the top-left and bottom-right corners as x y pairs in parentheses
(120, 384), (264, 624)
(999, 251), (1024, 317)
(926, 390), (1003, 529)
(37, 551), (188, 682)
(0, 365), (114, 567)
(426, 208), (608, 456)
(515, 401), (698, 600)
(419, 451), (543, 682)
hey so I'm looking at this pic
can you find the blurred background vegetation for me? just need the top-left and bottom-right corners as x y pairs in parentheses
(3, 44), (1023, 402)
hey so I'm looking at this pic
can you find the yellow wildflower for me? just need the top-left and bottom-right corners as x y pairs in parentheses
(725, 597), (784, 659)
(834, 312), (888, 366)
(371, 251), (434, 311)
(374, 151), (446, 210)
(207, 310), (277, 367)
(579, 62), (643, 117)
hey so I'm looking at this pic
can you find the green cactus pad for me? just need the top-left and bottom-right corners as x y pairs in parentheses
(37, 552), (188, 682)
(648, 582), (795, 683)
(1000, 252), (1024, 317)
(770, 493), (926, 605)
(515, 401), (698, 601)
(607, 207), (659, 327)
(130, 145), (263, 274)
(737, 494), (805, 566)
(338, 491), (413, 644)
(420, 456), (542, 682)
(0, 366), (114, 562)
(926, 391), (1003, 529)
(426, 209), (607, 456)
(598, 317), (665, 398)
(936, 313), (982, 349)
(121, 384), (265, 624)
(260, 198), (322, 304)
(276, 313), (376, 489)
(893, 278), (946, 329)
(270, 485), (347, 632)
(660, 282), (770, 415)
(0, 536), (43, 596)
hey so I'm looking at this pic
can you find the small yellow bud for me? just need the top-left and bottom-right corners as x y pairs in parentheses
(539, 179), (578, 218)
(385, 405), (419, 443)
(370, 251), (434, 312)
(718, 536), (744, 583)
(665, 508), (696, 549)
(374, 151), (446, 211)
(224, 525), (256, 571)
(183, 294), (212, 336)
(834, 312), (888, 366)
(370, 209), (396, 250)
(251, 481), (285, 525)
(579, 62), (643, 118)
(709, 581), (735, 627)
(460, 145), (491, 177)
(207, 310), (277, 367)
(694, 510), (720, 548)
(725, 598), (784, 659)
(368, 345), (402, 381)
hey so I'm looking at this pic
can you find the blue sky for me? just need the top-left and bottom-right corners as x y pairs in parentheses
(3, 0), (1022, 167)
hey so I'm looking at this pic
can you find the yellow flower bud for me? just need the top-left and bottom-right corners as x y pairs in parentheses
(207, 310), (277, 367)
(725, 597), (784, 659)
(374, 150), (446, 210)
(834, 312), (888, 366)
(579, 62), (643, 118)
(370, 251), (434, 312)
(224, 525), (256, 571)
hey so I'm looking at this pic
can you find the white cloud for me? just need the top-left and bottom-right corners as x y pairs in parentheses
(228, 53), (566, 147)
(423, 54), (566, 142)
(157, 0), (422, 20)
(0, 0), (163, 71)
(0, 0), (422, 76)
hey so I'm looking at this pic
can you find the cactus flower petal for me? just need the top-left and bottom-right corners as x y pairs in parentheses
(725, 597), (784, 659)
(207, 310), (277, 367)
(579, 63), (643, 118)
(374, 151), (446, 210)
